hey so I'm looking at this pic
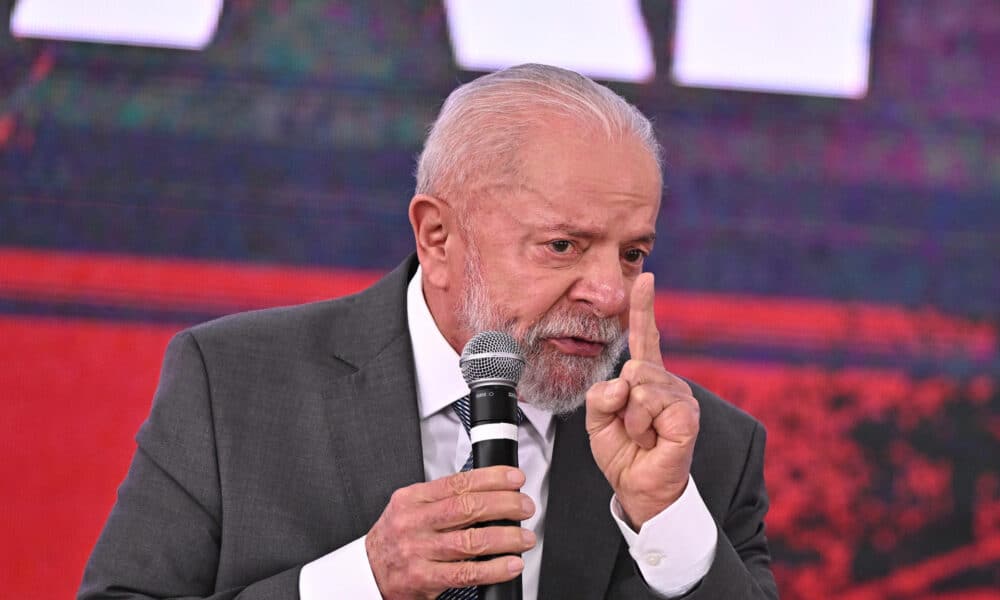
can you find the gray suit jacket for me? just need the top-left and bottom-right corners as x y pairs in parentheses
(80, 256), (778, 599)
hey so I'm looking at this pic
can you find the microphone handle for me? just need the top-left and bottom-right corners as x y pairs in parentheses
(474, 439), (521, 600)
(472, 437), (518, 470)
(470, 385), (523, 600)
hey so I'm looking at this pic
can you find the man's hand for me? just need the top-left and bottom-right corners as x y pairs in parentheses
(365, 466), (536, 599)
(586, 272), (700, 528)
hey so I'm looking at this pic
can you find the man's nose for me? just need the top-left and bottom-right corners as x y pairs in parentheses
(569, 251), (629, 318)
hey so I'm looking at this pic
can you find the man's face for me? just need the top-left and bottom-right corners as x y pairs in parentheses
(454, 121), (662, 413)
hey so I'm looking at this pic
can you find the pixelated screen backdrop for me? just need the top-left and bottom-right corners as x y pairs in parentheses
(1, 1), (998, 598)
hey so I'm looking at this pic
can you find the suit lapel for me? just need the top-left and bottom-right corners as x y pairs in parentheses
(320, 256), (426, 533)
(539, 408), (622, 600)
(325, 332), (425, 530)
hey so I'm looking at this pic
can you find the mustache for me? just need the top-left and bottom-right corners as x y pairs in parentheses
(522, 310), (623, 347)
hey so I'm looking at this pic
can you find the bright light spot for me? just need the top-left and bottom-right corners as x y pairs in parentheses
(672, 0), (873, 98)
(444, 0), (655, 83)
(10, 0), (223, 50)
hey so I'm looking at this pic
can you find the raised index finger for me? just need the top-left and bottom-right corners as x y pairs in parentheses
(628, 272), (662, 363)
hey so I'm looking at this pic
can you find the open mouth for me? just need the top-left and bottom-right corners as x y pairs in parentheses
(545, 336), (606, 357)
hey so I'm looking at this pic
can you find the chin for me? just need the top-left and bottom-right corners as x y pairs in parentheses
(518, 347), (614, 415)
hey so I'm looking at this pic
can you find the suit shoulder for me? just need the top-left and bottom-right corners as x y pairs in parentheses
(686, 378), (764, 441)
(180, 257), (414, 363)
(685, 378), (768, 520)
(186, 297), (347, 347)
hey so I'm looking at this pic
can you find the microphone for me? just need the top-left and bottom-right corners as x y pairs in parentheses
(460, 331), (525, 600)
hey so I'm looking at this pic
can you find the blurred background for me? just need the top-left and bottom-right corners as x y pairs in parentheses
(1, 1), (998, 598)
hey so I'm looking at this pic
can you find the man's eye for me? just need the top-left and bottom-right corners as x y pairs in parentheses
(623, 248), (646, 263)
(549, 240), (573, 254)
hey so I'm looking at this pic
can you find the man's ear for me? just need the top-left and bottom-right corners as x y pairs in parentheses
(408, 193), (452, 289)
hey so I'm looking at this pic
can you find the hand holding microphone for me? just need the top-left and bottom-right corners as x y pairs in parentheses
(365, 332), (531, 599)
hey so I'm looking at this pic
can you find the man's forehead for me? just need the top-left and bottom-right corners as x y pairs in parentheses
(535, 216), (658, 242)
(479, 194), (658, 239)
(538, 219), (658, 241)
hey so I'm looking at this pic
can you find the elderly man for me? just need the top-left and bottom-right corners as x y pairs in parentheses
(80, 64), (777, 599)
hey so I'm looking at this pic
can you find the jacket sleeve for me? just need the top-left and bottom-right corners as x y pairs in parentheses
(78, 331), (302, 600)
(683, 422), (778, 599)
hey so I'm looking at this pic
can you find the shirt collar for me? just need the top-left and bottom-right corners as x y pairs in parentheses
(406, 267), (553, 437)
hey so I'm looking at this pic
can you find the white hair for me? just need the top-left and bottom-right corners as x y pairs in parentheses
(415, 63), (661, 201)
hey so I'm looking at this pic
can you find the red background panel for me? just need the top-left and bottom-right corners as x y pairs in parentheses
(1, 317), (180, 599)
(2, 252), (998, 597)
(2, 2), (998, 597)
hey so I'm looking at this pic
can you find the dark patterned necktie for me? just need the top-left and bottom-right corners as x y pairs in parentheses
(438, 397), (525, 600)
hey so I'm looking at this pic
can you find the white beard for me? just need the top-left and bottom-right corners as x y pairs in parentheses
(457, 252), (627, 415)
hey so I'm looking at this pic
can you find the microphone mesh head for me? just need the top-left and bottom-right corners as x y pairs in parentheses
(460, 331), (526, 387)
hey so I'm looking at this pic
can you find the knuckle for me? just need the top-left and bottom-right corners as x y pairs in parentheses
(621, 360), (639, 380)
(389, 487), (410, 507)
(460, 527), (488, 555)
(449, 562), (479, 587)
(399, 543), (418, 564)
(448, 470), (473, 495)
(688, 397), (701, 417)
(377, 511), (399, 537)
(631, 386), (660, 412)
(630, 384), (651, 403)
(453, 492), (480, 519)
(668, 377), (690, 395)
(685, 408), (701, 431)
(392, 507), (416, 532)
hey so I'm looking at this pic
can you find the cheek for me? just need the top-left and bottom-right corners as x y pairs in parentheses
(482, 253), (537, 296)
(480, 256), (577, 320)
(502, 281), (566, 324)
(506, 287), (548, 319)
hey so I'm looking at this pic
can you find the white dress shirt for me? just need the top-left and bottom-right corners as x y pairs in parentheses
(300, 268), (717, 599)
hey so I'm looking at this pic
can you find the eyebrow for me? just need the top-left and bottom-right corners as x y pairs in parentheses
(541, 223), (656, 245)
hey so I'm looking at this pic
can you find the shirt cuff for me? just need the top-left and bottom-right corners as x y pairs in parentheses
(610, 475), (718, 598)
(299, 535), (382, 599)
